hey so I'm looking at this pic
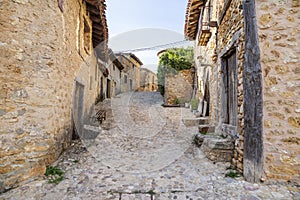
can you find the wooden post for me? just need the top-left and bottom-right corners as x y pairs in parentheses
(242, 0), (264, 182)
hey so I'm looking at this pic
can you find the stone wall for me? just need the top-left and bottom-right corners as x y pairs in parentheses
(194, 1), (218, 124)
(0, 0), (106, 191)
(129, 56), (142, 91)
(193, 1), (245, 172)
(117, 54), (141, 92)
(216, 0), (245, 172)
(164, 69), (193, 105)
(108, 59), (122, 97)
(256, 0), (300, 183)
(140, 68), (158, 92)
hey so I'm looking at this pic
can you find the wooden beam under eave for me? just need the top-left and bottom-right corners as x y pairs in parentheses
(190, 1), (202, 9)
(189, 14), (200, 20)
(190, 20), (199, 25)
(93, 25), (104, 31)
(90, 16), (101, 23)
(87, 6), (100, 15)
(93, 35), (104, 43)
(85, 0), (98, 6)
(92, 30), (104, 36)
(190, 9), (201, 14)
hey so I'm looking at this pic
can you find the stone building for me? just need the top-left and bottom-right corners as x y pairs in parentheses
(0, 0), (109, 192)
(139, 68), (158, 92)
(157, 49), (195, 105)
(115, 53), (143, 92)
(108, 49), (124, 97)
(185, 0), (299, 183)
(164, 69), (194, 105)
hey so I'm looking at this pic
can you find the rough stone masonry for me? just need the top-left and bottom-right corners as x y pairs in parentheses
(0, 0), (108, 192)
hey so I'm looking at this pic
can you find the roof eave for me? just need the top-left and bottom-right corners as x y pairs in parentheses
(184, 0), (206, 40)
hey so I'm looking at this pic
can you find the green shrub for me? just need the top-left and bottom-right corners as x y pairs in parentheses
(190, 98), (198, 110)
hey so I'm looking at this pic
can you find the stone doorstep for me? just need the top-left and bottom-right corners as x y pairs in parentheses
(200, 136), (235, 162)
(194, 134), (216, 147)
(198, 125), (215, 134)
(203, 149), (234, 162)
(182, 117), (209, 127)
(198, 117), (209, 124)
(202, 137), (234, 150)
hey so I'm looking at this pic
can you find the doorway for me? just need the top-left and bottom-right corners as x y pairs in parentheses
(130, 79), (133, 91)
(107, 79), (111, 98)
(72, 81), (84, 139)
(100, 77), (104, 101)
(221, 50), (238, 126)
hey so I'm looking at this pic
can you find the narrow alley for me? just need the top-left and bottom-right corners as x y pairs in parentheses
(0, 92), (297, 200)
(1, 0), (299, 199)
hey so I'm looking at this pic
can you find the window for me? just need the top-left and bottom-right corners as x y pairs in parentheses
(113, 65), (115, 71)
(124, 75), (127, 83)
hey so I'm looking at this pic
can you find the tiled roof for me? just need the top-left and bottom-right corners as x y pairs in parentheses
(184, 0), (206, 40)
(85, 0), (108, 48)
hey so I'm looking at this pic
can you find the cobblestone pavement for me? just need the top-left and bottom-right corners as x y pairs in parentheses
(1, 92), (299, 200)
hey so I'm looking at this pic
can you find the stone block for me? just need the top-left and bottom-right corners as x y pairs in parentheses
(198, 117), (209, 124)
(198, 125), (215, 134)
(194, 133), (205, 147)
(288, 117), (300, 128)
(182, 118), (199, 127)
(201, 137), (234, 162)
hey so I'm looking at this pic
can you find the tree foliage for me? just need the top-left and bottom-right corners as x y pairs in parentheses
(157, 47), (194, 95)
(159, 47), (194, 71)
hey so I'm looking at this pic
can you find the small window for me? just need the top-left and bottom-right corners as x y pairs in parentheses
(124, 75), (127, 83)
(113, 65), (115, 71)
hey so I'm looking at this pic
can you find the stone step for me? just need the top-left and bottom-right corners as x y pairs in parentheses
(198, 117), (209, 124)
(200, 136), (234, 162)
(198, 125), (215, 134)
(193, 134), (216, 147)
(182, 117), (209, 127)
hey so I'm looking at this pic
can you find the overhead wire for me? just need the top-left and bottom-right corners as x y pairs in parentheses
(114, 39), (192, 54)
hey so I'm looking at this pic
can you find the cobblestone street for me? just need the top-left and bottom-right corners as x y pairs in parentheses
(1, 92), (299, 200)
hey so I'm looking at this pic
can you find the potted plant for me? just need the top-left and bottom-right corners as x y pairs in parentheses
(190, 98), (199, 113)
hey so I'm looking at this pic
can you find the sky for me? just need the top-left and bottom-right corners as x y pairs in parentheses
(106, 0), (191, 73)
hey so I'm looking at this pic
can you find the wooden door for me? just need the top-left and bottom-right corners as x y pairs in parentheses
(106, 79), (111, 98)
(223, 50), (238, 126)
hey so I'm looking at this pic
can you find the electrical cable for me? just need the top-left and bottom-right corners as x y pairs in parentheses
(114, 39), (192, 54)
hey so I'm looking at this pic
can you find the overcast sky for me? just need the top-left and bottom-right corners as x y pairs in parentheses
(106, 0), (191, 72)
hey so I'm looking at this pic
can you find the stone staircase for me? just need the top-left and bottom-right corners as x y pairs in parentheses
(194, 118), (235, 163)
